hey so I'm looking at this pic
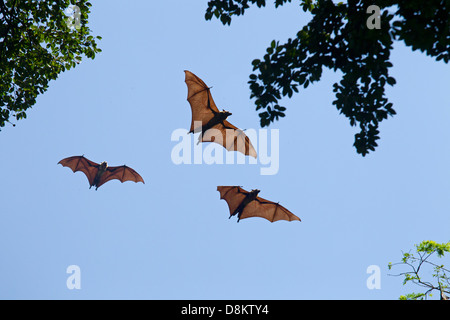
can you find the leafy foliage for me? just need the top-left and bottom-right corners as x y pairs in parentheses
(388, 240), (450, 300)
(205, 0), (449, 156)
(0, 0), (101, 129)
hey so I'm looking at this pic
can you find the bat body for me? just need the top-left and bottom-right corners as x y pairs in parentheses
(92, 161), (108, 189)
(184, 70), (257, 158)
(217, 186), (300, 223)
(58, 155), (144, 190)
(200, 110), (232, 138)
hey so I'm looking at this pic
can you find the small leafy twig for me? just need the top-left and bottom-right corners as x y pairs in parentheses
(388, 241), (450, 300)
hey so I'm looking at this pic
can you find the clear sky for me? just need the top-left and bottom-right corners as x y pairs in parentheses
(1, 0), (449, 300)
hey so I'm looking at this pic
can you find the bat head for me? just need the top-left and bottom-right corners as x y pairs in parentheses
(250, 189), (260, 196)
(221, 110), (232, 117)
(100, 161), (108, 169)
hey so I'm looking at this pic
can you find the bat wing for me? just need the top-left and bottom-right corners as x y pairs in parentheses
(241, 196), (300, 222)
(201, 120), (257, 158)
(184, 70), (220, 133)
(217, 186), (249, 217)
(58, 155), (99, 186)
(96, 165), (145, 188)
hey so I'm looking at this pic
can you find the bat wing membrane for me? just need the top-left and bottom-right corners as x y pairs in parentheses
(217, 186), (248, 217)
(58, 155), (99, 186)
(201, 121), (257, 158)
(96, 165), (145, 188)
(184, 70), (219, 133)
(240, 196), (300, 222)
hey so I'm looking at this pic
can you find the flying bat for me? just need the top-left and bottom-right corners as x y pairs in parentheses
(58, 155), (144, 190)
(217, 186), (300, 223)
(184, 70), (257, 158)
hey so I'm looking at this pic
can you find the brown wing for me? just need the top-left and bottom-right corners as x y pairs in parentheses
(217, 186), (249, 217)
(96, 165), (145, 188)
(184, 70), (220, 133)
(201, 121), (257, 158)
(58, 155), (99, 187)
(240, 196), (300, 222)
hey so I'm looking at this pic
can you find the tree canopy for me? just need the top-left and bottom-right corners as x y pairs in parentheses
(205, 0), (450, 156)
(0, 0), (101, 129)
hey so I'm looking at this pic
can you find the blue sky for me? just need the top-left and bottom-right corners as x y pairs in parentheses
(1, 1), (449, 300)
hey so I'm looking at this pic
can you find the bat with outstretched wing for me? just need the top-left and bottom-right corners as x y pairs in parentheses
(58, 155), (144, 190)
(217, 186), (300, 223)
(184, 70), (257, 158)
